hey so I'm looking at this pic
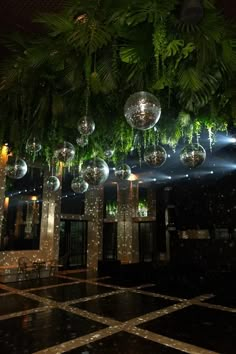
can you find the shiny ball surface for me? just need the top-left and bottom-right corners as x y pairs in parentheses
(6, 158), (28, 179)
(144, 145), (167, 167)
(124, 91), (161, 130)
(46, 176), (60, 192)
(77, 115), (95, 136)
(82, 158), (109, 185)
(54, 141), (75, 163)
(180, 143), (206, 168)
(71, 176), (89, 193)
(115, 164), (131, 180)
(26, 137), (42, 154)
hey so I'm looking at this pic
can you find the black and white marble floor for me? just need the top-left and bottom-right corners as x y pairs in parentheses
(0, 269), (235, 353)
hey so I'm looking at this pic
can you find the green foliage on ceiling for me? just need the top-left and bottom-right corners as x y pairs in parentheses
(0, 0), (235, 164)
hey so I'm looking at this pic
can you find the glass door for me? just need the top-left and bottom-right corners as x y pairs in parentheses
(59, 220), (87, 268)
(103, 222), (117, 260)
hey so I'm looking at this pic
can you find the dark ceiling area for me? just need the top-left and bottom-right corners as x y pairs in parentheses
(0, 0), (235, 35)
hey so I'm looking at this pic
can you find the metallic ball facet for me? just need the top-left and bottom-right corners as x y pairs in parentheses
(124, 91), (161, 130)
(26, 137), (42, 154)
(77, 115), (95, 136)
(71, 176), (89, 193)
(6, 158), (27, 179)
(180, 143), (206, 168)
(54, 141), (75, 163)
(76, 135), (88, 147)
(104, 149), (114, 159)
(46, 176), (60, 192)
(115, 164), (131, 180)
(82, 158), (109, 185)
(144, 145), (167, 167)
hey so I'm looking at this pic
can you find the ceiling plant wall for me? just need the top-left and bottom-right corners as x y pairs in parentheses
(0, 0), (235, 165)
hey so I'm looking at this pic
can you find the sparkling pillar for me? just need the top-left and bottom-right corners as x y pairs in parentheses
(85, 186), (104, 270)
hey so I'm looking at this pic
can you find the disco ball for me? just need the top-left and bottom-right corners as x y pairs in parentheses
(46, 176), (60, 192)
(115, 163), (131, 180)
(71, 176), (89, 193)
(54, 141), (75, 163)
(180, 143), (206, 168)
(82, 158), (109, 185)
(26, 137), (42, 154)
(144, 145), (167, 167)
(6, 158), (27, 179)
(104, 149), (114, 159)
(76, 135), (88, 147)
(77, 115), (95, 136)
(124, 91), (161, 130)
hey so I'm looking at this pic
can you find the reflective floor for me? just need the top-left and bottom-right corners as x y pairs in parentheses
(0, 269), (235, 353)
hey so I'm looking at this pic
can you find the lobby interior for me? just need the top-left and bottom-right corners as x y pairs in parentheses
(0, 1), (236, 353)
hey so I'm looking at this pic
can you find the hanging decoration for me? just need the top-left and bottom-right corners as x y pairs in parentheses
(76, 135), (88, 147)
(71, 176), (89, 193)
(115, 163), (131, 180)
(26, 137), (42, 154)
(46, 176), (60, 192)
(144, 145), (167, 167)
(54, 141), (75, 163)
(180, 143), (206, 168)
(5, 157), (28, 179)
(124, 91), (161, 130)
(82, 157), (109, 185)
(77, 115), (95, 136)
(104, 149), (114, 159)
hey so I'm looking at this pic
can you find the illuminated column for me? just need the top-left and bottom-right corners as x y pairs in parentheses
(85, 186), (104, 270)
(117, 181), (139, 263)
(0, 145), (8, 248)
(40, 170), (61, 261)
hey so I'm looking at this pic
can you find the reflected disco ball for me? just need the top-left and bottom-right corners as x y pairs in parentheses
(26, 137), (42, 154)
(77, 115), (95, 136)
(180, 143), (206, 168)
(104, 149), (114, 159)
(71, 176), (88, 193)
(46, 176), (60, 192)
(124, 91), (161, 130)
(144, 145), (167, 167)
(76, 135), (88, 147)
(115, 163), (131, 180)
(6, 158), (27, 179)
(82, 158), (109, 185)
(54, 141), (75, 163)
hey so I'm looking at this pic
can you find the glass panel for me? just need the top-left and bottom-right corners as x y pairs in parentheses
(1, 167), (43, 251)
(103, 223), (117, 260)
(139, 222), (154, 262)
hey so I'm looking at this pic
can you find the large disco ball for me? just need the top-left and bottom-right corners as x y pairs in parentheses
(46, 176), (60, 192)
(6, 158), (27, 179)
(124, 91), (161, 130)
(76, 135), (88, 147)
(144, 145), (167, 167)
(54, 141), (75, 163)
(71, 176), (89, 193)
(82, 158), (109, 185)
(115, 163), (131, 180)
(26, 137), (42, 154)
(180, 143), (206, 168)
(77, 115), (95, 136)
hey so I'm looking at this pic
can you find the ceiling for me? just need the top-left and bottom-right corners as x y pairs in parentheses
(0, 0), (235, 187)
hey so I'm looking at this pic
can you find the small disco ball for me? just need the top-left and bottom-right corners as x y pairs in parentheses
(71, 176), (88, 193)
(76, 135), (88, 147)
(54, 141), (75, 163)
(77, 115), (95, 136)
(124, 91), (161, 130)
(104, 149), (114, 159)
(180, 143), (206, 168)
(26, 137), (42, 154)
(144, 145), (167, 167)
(46, 176), (60, 192)
(115, 163), (131, 180)
(6, 158), (27, 179)
(82, 158), (109, 185)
